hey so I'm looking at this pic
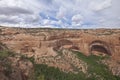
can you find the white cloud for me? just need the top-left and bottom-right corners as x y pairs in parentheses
(72, 14), (83, 23)
(56, 6), (67, 19)
(0, 7), (33, 15)
(89, 0), (112, 11)
(0, 0), (119, 28)
(118, 17), (120, 20)
(42, 19), (51, 25)
(0, 0), (41, 26)
(72, 14), (83, 27)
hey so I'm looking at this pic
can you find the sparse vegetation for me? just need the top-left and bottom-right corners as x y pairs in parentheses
(0, 51), (15, 59)
(34, 64), (86, 80)
(0, 27), (120, 80)
(0, 50), (13, 78)
(0, 29), (2, 34)
(30, 50), (120, 80)
(0, 42), (120, 80)
(73, 51), (120, 80)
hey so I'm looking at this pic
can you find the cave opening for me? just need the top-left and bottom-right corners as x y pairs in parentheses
(90, 45), (111, 56)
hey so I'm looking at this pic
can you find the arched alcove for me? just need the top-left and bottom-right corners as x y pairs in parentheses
(53, 39), (73, 51)
(56, 39), (73, 47)
(89, 40), (111, 56)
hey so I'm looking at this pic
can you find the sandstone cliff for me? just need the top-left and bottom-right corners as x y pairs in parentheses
(0, 27), (120, 79)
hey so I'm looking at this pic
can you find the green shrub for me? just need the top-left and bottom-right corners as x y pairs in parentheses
(73, 51), (119, 80)
(34, 64), (86, 80)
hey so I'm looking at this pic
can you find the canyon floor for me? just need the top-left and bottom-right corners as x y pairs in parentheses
(0, 26), (120, 80)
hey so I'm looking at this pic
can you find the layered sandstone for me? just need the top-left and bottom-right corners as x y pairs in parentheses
(0, 27), (120, 75)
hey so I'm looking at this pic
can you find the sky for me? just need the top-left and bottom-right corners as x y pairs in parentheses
(0, 0), (120, 29)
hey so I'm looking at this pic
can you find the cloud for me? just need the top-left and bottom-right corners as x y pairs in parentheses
(0, 7), (33, 15)
(0, 15), (19, 23)
(72, 14), (83, 27)
(0, 0), (119, 28)
(0, 0), (41, 27)
(89, 0), (112, 11)
(56, 6), (67, 19)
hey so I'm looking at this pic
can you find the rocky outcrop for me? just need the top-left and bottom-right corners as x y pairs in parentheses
(36, 49), (87, 73)
(0, 54), (34, 80)
(0, 27), (120, 76)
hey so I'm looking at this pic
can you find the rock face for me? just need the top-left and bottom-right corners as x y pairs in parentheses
(0, 51), (34, 80)
(0, 27), (120, 76)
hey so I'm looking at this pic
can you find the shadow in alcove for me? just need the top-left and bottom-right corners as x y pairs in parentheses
(89, 40), (112, 56)
(91, 45), (111, 56)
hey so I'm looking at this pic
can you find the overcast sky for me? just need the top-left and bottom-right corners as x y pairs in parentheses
(0, 0), (120, 29)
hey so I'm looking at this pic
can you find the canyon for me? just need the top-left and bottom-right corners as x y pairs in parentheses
(0, 27), (120, 80)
